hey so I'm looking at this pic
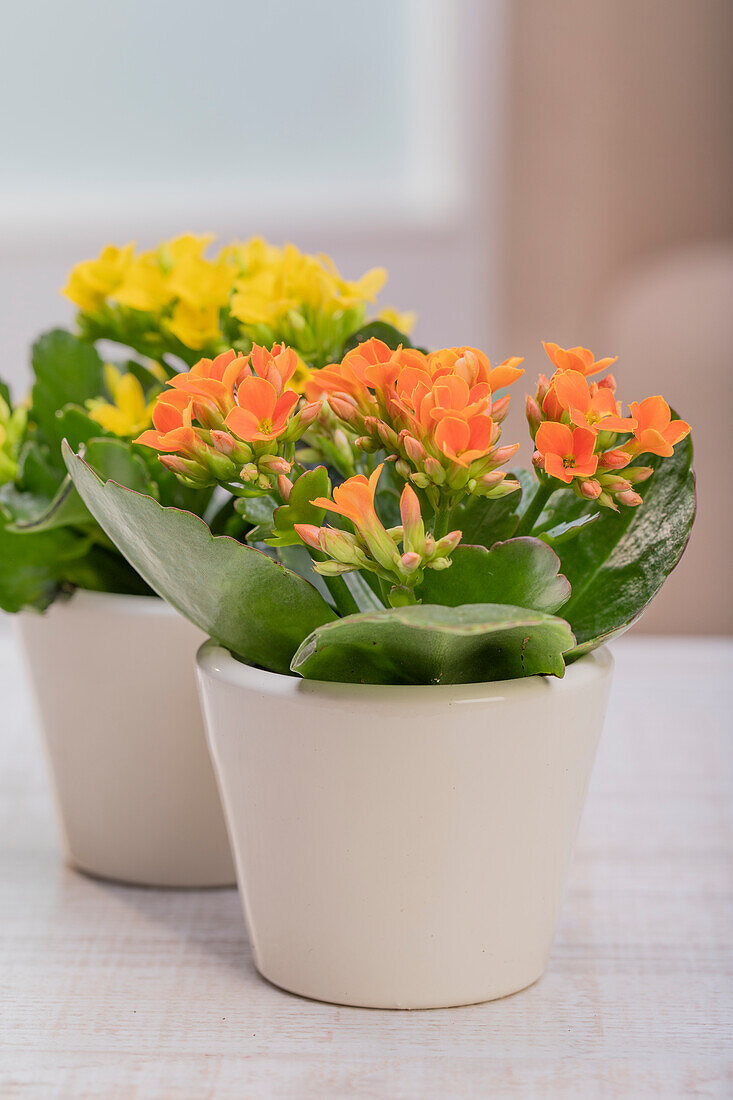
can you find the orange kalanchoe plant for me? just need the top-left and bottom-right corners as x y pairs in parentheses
(65, 327), (694, 681)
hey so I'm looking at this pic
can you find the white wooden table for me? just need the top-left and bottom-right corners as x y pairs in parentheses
(1, 624), (731, 1099)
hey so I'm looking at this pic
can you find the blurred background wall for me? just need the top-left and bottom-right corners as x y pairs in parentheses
(1, 0), (730, 633)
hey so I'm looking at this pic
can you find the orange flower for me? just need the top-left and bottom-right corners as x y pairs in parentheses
(312, 463), (383, 532)
(627, 397), (691, 457)
(428, 347), (524, 391)
(135, 390), (198, 454)
(434, 415), (497, 466)
(553, 370), (636, 433)
(542, 341), (617, 377)
(225, 377), (299, 443)
(535, 421), (598, 483)
(168, 348), (250, 414)
(247, 343), (299, 394)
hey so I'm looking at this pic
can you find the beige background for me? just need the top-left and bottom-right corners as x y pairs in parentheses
(499, 0), (733, 634)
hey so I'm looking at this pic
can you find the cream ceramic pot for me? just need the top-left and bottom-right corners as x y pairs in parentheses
(17, 591), (235, 888)
(197, 641), (613, 1009)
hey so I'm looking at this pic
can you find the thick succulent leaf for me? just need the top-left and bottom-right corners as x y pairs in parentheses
(30, 331), (104, 453)
(551, 433), (695, 657)
(291, 602), (575, 685)
(64, 444), (337, 673)
(417, 537), (570, 613)
(450, 489), (521, 548)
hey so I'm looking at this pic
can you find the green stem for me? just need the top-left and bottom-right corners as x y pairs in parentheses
(321, 573), (360, 617)
(516, 479), (555, 537)
(432, 497), (453, 541)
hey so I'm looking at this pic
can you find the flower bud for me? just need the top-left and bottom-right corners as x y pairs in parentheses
(423, 457), (445, 484)
(535, 374), (550, 403)
(240, 463), (259, 483)
(434, 529), (462, 555)
(624, 465), (653, 484)
(597, 373), (617, 392)
(617, 488), (643, 507)
(395, 458), (411, 480)
(400, 551), (421, 574)
(598, 474), (631, 493)
(598, 448), (631, 469)
(401, 432), (427, 463)
(491, 395), (511, 424)
(525, 395), (542, 438)
(259, 454), (291, 476)
(329, 395), (360, 424)
(277, 474), (294, 501)
(479, 470), (505, 489)
(491, 443), (520, 466)
(210, 430), (237, 455)
(532, 450), (544, 469)
(579, 479), (602, 500)
(486, 478), (520, 498)
(410, 472), (430, 488)
(294, 523), (322, 550)
(355, 435), (379, 453)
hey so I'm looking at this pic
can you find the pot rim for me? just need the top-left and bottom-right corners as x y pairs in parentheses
(29, 588), (169, 617)
(196, 638), (613, 703)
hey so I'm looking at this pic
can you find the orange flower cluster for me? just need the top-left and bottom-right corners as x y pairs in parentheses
(305, 339), (524, 504)
(136, 346), (320, 490)
(295, 464), (460, 590)
(526, 343), (691, 508)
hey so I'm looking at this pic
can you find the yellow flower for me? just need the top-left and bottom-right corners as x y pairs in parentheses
(112, 254), (173, 313)
(61, 244), (134, 313)
(87, 364), (155, 437)
(167, 301), (222, 350)
(217, 236), (282, 277)
(158, 233), (215, 272)
(167, 255), (232, 311)
(378, 307), (417, 335)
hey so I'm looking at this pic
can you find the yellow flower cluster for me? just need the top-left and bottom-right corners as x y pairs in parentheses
(62, 234), (411, 364)
(0, 392), (28, 485)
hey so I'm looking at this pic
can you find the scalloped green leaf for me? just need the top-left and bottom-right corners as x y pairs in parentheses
(342, 321), (414, 355)
(417, 537), (570, 613)
(267, 466), (330, 547)
(449, 488), (521, 549)
(30, 330), (104, 454)
(291, 602), (575, 684)
(64, 443), (337, 673)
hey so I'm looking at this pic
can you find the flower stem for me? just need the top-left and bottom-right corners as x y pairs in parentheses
(515, 479), (555, 537)
(432, 497), (453, 540)
(322, 573), (360, 617)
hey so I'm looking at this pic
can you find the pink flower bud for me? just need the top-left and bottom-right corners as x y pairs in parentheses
(400, 551), (421, 574)
(277, 475), (294, 502)
(491, 395), (511, 423)
(491, 443), (520, 466)
(624, 465), (653, 484)
(532, 450), (544, 469)
(294, 523), (323, 550)
(617, 489), (643, 507)
(435, 529), (462, 555)
(329, 396), (359, 423)
(579, 479), (602, 500)
(210, 430), (236, 455)
(535, 374), (550, 403)
(375, 419), (399, 448)
(401, 433), (427, 462)
(160, 454), (193, 475)
(598, 448), (631, 469)
(480, 470), (505, 489)
(259, 454), (291, 476)
(525, 395), (542, 437)
(298, 400), (322, 428)
(597, 373), (617, 392)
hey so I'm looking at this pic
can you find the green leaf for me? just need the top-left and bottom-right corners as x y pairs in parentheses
(450, 490), (520, 549)
(292, 602), (574, 684)
(29, 330), (104, 454)
(537, 512), (600, 547)
(552, 432), (695, 657)
(64, 444), (337, 674)
(267, 466), (330, 547)
(7, 475), (90, 533)
(0, 521), (93, 612)
(342, 321), (414, 355)
(84, 438), (152, 494)
(417, 537), (570, 613)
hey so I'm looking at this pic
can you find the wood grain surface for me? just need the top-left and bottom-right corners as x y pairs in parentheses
(1, 623), (731, 1098)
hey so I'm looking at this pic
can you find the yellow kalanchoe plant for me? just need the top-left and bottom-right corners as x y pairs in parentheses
(62, 234), (408, 374)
